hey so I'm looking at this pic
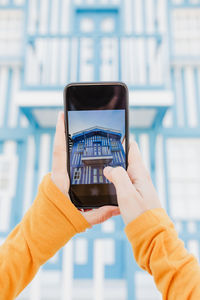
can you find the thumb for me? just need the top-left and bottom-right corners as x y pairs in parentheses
(103, 166), (143, 225)
(103, 166), (136, 196)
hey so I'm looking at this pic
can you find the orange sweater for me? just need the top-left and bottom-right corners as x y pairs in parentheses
(125, 208), (200, 299)
(1, 174), (200, 299)
(0, 173), (90, 300)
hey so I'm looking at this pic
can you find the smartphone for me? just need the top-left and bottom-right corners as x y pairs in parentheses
(64, 82), (129, 209)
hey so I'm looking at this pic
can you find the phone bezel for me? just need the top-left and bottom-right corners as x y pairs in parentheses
(63, 81), (129, 209)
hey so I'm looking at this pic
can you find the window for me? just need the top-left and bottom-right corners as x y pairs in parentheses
(100, 18), (115, 33)
(78, 143), (84, 151)
(168, 139), (200, 219)
(172, 9), (200, 56)
(102, 147), (107, 155)
(111, 141), (117, 146)
(111, 140), (119, 150)
(93, 168), (98, 183)
(73, 169), (81, 180)
(80, 18), (94, 33)
(98, 144), (101, 155)
(0, 10), (23, 57)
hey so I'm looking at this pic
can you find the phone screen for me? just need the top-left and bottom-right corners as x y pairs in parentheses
(64, 83), (129, 208)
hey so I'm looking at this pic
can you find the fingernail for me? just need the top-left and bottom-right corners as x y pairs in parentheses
(103, 166), (113, 176)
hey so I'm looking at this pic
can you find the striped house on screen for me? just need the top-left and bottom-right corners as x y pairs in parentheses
(70, 126), (125, 185)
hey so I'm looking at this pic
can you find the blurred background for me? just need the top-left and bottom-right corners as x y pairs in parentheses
(0, 0), (200, 299)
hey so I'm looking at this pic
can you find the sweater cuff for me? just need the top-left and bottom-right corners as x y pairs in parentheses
(124, 208), (174, 243)
(41, 173), (91, 233)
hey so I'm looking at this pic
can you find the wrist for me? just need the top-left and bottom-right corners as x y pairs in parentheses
(46, 173), (91, 232)
(51, 172), (69, 196)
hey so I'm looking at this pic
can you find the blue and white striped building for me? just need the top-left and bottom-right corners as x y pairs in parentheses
(0, 0), (200, 299)
(70, 126), (125, 184)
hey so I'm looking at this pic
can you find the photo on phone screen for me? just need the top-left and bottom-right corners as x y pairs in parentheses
(64, 83), (129, 208)
(68, 109), (126, 185)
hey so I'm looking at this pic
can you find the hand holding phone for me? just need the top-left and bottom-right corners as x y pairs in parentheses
(103, 141), (161, 225)
(51, 111), (120, 225)
(64, 82), (129, 209)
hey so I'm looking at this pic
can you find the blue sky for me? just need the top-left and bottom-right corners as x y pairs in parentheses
(68, 109), (125, 139)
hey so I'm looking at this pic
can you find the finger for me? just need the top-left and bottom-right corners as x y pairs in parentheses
(52, 111), (67, 174)
(103, 166), (137, 199)
(128, 141), (143, 166)
(82, 206), (120, 225)
(127, 141), (151, 183)
(122, 136), (125, 151)
(54, 111), (66, 153)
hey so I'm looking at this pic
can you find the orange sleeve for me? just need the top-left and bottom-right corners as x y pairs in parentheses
(125, 208), (200, 299)
(0, 173), (90, 300)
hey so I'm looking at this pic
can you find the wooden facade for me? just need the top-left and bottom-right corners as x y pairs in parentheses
(70, 127), (125, 184)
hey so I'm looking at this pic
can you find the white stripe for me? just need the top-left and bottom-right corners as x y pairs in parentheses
(94, 240), (104, 300)
(138, 39), (146, 84)
(3, 140), (17, 154)
(26, 44), (39, 85)
(30, 269), (42, 300)
(113, 38), (118, 80)
(39, 39), (49, 85)
(75, 238), (88, 264)
(50, 0), (59, 34)
(157, 0), (167, 33)
(70, 38), (78, 82)
(185, 67), (198, 127)
(28, 0), (37, 35)
(88, 166), (91, 184)
(8, 67), (20, 128)
(146, 0), (154, 33)
(156, 135), (166, 208)
(148, 38), (159, 85)
(38, 134), (51, 183)
(13, 0), (25, 5)
(61, 241), (73, 300)
(60, 39), (69, 84)
(0, 142), (18, 231)
(139, 134), (150, 171)
(50, 38), (59, 85)
(0, 67), (8, 127)
(129, 38), (135, 84)
(124, 0), (132, 34)
(39, 0), (48, 34)
(188, 240), (199, 262)
(134, 0), (143, 33)
(175, 67), (185, 127)
(0, 196), (11, 232)
(23, 136), (35, 214)
(120, 38), (126, 82)
(61, 0), (70, 33)
(20, 115), (29, 128)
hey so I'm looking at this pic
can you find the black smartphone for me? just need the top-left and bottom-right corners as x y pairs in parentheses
(64, 82), (129, 209)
